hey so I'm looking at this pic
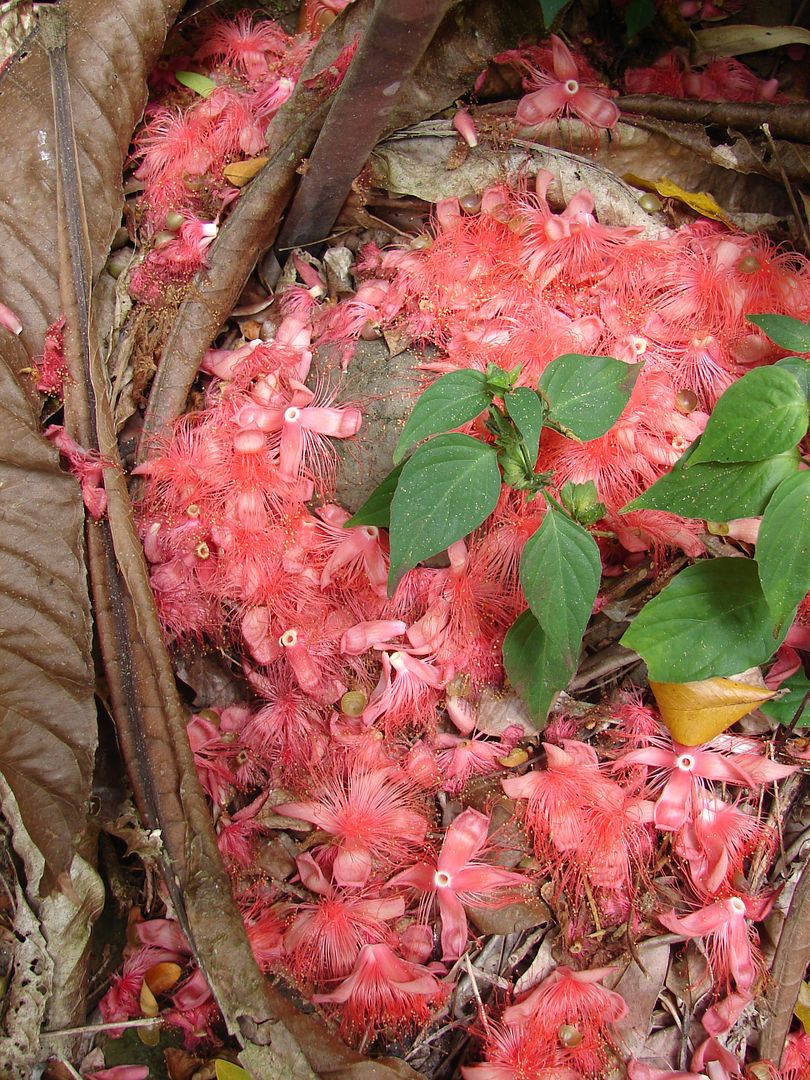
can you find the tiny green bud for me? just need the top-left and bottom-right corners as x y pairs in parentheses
(165, 211), (185, 231)
(340, 690), (367, 716)
(639, 192), (662, 213)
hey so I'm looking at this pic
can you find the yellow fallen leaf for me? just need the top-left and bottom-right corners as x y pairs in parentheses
(498, 747), (529, 768)
(624, 173), (733, 227)
(144, 960), (182, 996)
(215, 1061), (254, 1080)
(223, 156), (269, 187)
(795, 980), (810, 1034)
(139, 978), (160, 1018)
(650, 677), (776, 746)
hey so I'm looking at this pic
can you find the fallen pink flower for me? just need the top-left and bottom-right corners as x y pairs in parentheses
(515, 35), (619, 131)
(387, 807), (527, 959)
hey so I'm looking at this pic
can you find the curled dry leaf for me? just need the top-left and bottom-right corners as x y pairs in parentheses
(0, 351), (96, 892)
(650, 677), (776, 746)
(695, 23), (810, 58)
(0, 0), (185, 357)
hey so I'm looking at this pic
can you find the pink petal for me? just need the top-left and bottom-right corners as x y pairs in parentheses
(301, 405), (362, 437)
(515, 82), (572, 125)
(453, 865), (526, 893)
(333, 843), (372, 887)
(0, 302), (22, 336)
(87, 1069), (150, 1080)
(358, 896), (405, 921)
(571, 86), (620, 129)
(296, 852), (331, 894)
(452, 108), (478, 148)
(550, 34), (579, 81)
(438, 808), (490, 874)
(654, 769), (694, 831)
(658, 902), (730, 938)
(438, 888), (469, 960)
(731, 754), (798, 784)
(387, 861), (436, 893)
(702, 990), (752, 1035)
(341, 619), (407, 655)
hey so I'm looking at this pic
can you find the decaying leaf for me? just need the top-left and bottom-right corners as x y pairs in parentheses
(0, 0), (185, 358)
(623, 173), (733, 226)
(695, 23), (810, 58)
(0, 352), (96, 891)
(650, 677), (776, 745)
(612, 939), (671, 1058)
(795, 980), (810, 1034)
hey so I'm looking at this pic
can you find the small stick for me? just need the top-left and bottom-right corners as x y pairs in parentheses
(761, 123), (810, 252)
(463, 953), (490, 1036)
(42, 1016), (163, 1038)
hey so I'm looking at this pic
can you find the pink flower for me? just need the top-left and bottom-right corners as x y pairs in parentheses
(85, 1068), (150, 1080)
(312, 942), (445, 1038)
(453, 108), (478, 148)
(435, 728), (522, 795)
(273, 764), (429, 886)
(515, 36), (619, 131)
(613, 729), (796, 832)
(195, 11), (291, 82)
(387, 808), (527, 960)
(658, 891), (774, 993)
(362, 649), (445, 737)
(461, 1021), (580, 1079)
(44, 424), (108, 520)
(315, 503), (389, 596)
(283, 853), (404, 985)
(676, 794), (770, 896)
(503, 966), (628, 1076)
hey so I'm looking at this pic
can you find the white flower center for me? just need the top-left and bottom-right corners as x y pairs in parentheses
(675, 754), (695, 772)
(284, 406), (301, 423)
(434, 870), (452, 889)
(728, 897), (746, 916)
(280, 628), (298, 648)
(564, 79), (579, 95)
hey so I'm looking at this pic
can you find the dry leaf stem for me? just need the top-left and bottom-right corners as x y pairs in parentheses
(618, 96), (810, 142)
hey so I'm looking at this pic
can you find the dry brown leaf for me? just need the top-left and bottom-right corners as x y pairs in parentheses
(612, 939), (671, 1058)
(139, 979), (160, 1019)
(468, 896), (551, 937)
(0, 0), (185, 358)
(0, 351), (96, 891)
(650, 677), (775, 745)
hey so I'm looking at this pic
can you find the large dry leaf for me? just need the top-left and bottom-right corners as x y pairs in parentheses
(0, 350), (95, 892)
(0, 0), (185, 358)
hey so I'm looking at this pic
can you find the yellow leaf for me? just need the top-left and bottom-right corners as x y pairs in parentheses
(624, 173), (733, 227)
(650, 677), (776, 746)
(223, 157), (269, 187)
(498, 748), (529, 768)
(795, 980), (810, 1034)
(139, 978), (159, 1018)
(144, 961), (182, 996)
(215, 1061), (254, 1080)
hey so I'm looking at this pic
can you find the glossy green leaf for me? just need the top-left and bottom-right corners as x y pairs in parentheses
(393, 370), (491, 464)
(747, 313), (810, 353)
(540, 0), (569, 28)
(505, 386), (545, 461)
(502, 610), (571, 722)
(519, 505), (601, 669)
(776, 356), (810, 405)
(387, 434), (501, 592)
(757, 470), (810, 633)
(760, 670), (810, 728)
(344, 462), (405, 528)
(175, 70), (216, 98)
(627, 445), (799, 520)
(539, 354), (641, 442)
(620, 558), (786, 682)
(687, 367), (807, 466)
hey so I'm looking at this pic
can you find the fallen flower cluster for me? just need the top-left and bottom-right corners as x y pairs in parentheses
(96, 18), (810, 1078)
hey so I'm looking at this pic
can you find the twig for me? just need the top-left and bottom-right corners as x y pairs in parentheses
(761, 123), (810, 252)
(463, 953), (491, 1036)
(41, 1017), (163, 1038)
(760, 855), (810, 1063)
(617, 95), (810, 143)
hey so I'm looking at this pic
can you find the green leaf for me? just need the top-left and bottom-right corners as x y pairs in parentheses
(505, 387), (545, 461)
(387, 434), (501, 592)
(540, 0), (569, 28)
(776, 356), (810, 405)
(747, 313), (810, 353)
(757, 470), (810, 633)
(627, 445), (800, 520)
(175, 70), (216, 98)
(519, 505), (601, 669)
(539, 354), (641, 442)
(215, 1061), (253, 1080)
(620, 558), (786, 682)
(344, 462), (405, 528)
(502, 610), (571, 722)
(687, 367), (807, 466)
(625, 0), (657, 37)
(760, 671), (810, 728)
(393, 370), (491, 464)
